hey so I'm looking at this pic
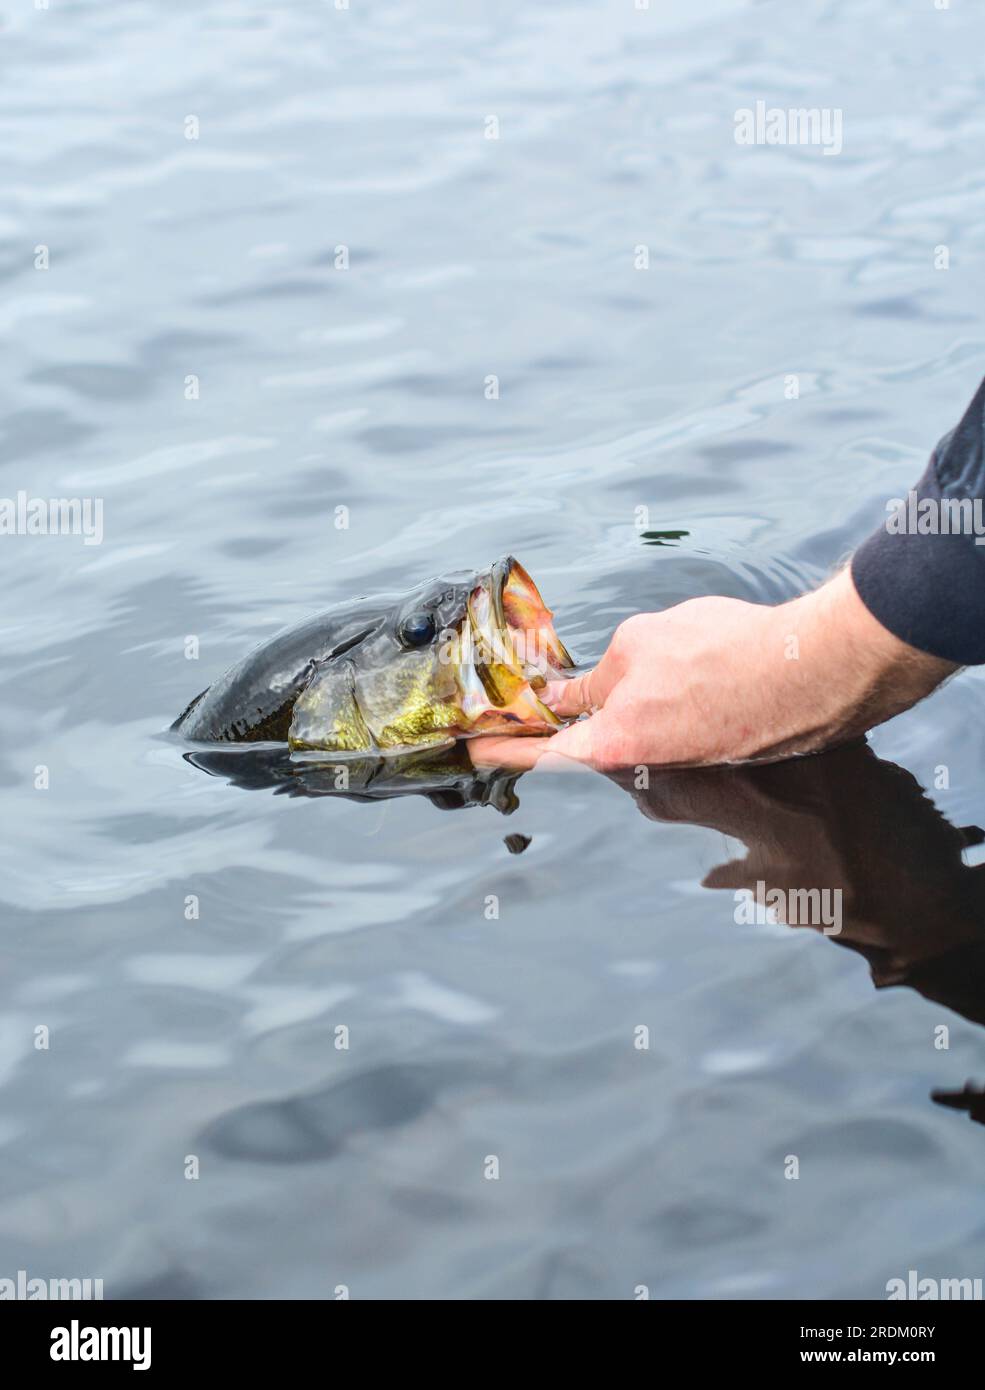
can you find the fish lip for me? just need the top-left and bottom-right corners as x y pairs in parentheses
(489, 555), (514, 635)
(467, 558), (525, 682)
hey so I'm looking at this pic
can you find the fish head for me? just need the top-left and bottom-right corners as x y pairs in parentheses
(288, 556), (574, 755)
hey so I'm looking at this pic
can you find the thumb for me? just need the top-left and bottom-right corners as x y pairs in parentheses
(702, 857), (756, 892)
(542, 648), (622, 717)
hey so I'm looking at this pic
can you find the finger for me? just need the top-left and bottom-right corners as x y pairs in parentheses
(542, 715), (607, 763)
(467, 708), (611, 770)
(542, 655), (622, 717)
(466, 731), (590, 771)
(701, 858), (756, 892)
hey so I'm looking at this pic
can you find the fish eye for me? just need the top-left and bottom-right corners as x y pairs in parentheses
(399, 611), (436, 647)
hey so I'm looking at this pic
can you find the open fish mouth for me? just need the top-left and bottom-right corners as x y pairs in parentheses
(288, 557), (574, 756)
(456, 558), (573, 737)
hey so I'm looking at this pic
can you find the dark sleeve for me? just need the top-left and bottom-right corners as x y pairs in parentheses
(851, 375), (985, 665)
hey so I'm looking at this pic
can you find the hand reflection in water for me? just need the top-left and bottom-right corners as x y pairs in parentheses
(188, 735), (985, 1123)
(473, 737), (985, 1123)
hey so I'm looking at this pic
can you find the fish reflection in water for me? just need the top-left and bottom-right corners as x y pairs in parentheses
(189, 736), (985, 1141)
(184, 741), (522, 813)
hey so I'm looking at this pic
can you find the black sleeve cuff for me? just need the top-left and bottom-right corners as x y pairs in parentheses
(851, 378), (985, 666)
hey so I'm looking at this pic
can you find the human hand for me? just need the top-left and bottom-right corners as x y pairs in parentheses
(469, 567), (956, 771)
(611, 745), (985, 969)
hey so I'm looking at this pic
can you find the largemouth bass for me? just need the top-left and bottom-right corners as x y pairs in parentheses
(173, 557), (573, 755)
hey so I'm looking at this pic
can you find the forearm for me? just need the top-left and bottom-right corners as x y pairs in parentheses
(765, 567), (957, 758)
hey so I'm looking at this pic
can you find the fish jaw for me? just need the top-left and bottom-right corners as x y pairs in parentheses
(453, 569), (567, 736)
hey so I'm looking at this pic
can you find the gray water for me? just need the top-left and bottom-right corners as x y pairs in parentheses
(3, 0), (985, 1300)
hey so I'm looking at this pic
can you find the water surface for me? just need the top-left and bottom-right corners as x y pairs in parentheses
(3, 0), (985, 1299)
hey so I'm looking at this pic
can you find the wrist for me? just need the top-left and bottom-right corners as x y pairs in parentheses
(775, 567), (956, 750)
